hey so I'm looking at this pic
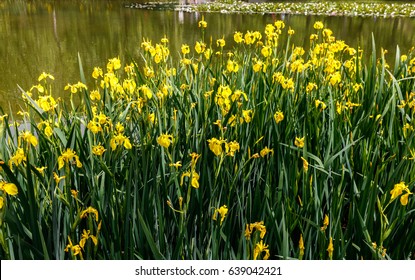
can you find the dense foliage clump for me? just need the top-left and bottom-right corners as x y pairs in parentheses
(1, 19), (415, 260)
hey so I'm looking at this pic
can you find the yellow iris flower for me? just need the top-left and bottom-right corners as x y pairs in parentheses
(19, 131), (38, 147)
(0, 182), (18, 196)
(321, 214), (329, 231)
(79, 229), (98, 249)
(157, 134), (174, 148)
(390, 181), (413, 206)
(207, 137), (225, 156)
(260, 146), (274, 158)
(273, 111), (284, 124)
(301, 157), (309, 172)
(92, 67), (103, 79)
(253, 240), (270, 260)
(245, 221), (267, 240)
(327, 237), (334, 260)
(234, 32), (243, 44)
(225, 141), (240, 157)
(313, 21), (324, 30)
(181, 44), (190, 55)
(180, 171), (200, 189)
(213, 205), (228, 225)
(9, 148), (26, 170)
(92, 145), (106, 156)
(198, 16), (207, 28)
(80, 206), (99, 222)
(169, 161), (182, 169)
(58, 148), (82, 170)
(299, 234), (305, 259)
(294, 137), (305, 148)
(38, 72), (55, 81)
(110, 134), (132, 150)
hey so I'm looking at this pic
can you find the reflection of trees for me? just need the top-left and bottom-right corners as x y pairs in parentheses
(52, 7), (61, 51)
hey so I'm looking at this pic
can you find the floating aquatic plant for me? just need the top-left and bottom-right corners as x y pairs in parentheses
(127, 1), (415, 17)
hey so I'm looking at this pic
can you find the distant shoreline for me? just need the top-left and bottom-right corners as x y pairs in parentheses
(126, 1), (415, 18)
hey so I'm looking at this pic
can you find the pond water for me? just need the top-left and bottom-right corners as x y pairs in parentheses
(1, 0), (415, 111)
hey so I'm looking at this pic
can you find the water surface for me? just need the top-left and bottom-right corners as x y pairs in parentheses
(1, 0), (414, 111)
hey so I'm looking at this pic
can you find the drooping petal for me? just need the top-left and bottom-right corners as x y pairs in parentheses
(90, 235), (98, 246)
(58, 156), (65, 170)
(400, 193), (410, 206)
(3, 183), (18, 196)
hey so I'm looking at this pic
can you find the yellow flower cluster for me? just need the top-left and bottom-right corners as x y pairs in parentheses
(18, 131), (38, 147)
(317, 214), (334, 259)
(178, 152), (202, 190)
(87, 110), (111, 134)
(226, 59), (239, 73)
(371, 242), (387, 258)
(64, 81), (87, 94)
(245, 221), (270, 260)
(37, 120), (54, 137)
(141, 38), (170, 64)
(213, 85), (248, 116)
(36, 94), (58, 112)
(4, 18), (415, 261)
(65, 206), (101, 259)
(240, 30), (262, 46)
(336, 99), (362, 115)
(407, 57), (415, 75)
(26, 72), (58, 112)
(107, 57), (121, 73)
(397, 92), (415, 111)
(273, 72), (295, 90)
(110, 123), (132, 151)
(207, 137), (240, 157)
(9, 148), (27, 170)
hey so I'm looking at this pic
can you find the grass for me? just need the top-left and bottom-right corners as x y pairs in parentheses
(0, 19), (414, 260)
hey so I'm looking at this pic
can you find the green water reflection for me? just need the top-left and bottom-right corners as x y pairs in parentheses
(1, 0), (414, 111)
